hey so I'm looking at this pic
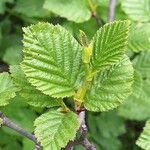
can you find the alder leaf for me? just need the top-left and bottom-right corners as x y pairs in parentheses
(131, 71), (143, 98)
(14, 0), (50, 18)
(136, 120), (150, 150)
(88, 111), (126, 150)
(128, 23), (150, 52)
(34, 110), (79, 150)
(85, 55), (133, 112)
(0, 72), (18, 106)
(133, 52), (150, 78)
(10, 65), (62, 108)
(3, 45), (23, 65)
(91, 20), (130, 72)
(118, 79), (150, 121)
(21, 22), (83, 98)
(43, 0), (91, 23)
(122, 0), (150, 22)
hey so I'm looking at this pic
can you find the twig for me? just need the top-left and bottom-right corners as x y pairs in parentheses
(92, 12), (101, 27)
(78, 111), (96, 150)
(0, 112), (41, 150)
(65, 111), (96, 150)
(108, 0), (117, 22)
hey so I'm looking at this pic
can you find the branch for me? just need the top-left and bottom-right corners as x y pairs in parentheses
(92, 12), (101, 27)
(78, 111), (96, 150)
(108, 0), (117, 22)
(0, 112), (41, 150)
(65, 111), (96, 150)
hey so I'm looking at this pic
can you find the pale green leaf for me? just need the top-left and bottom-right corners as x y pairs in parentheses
(10, 65), (62, 108)
(43, 0), (91, 23)
(21, 22), (83, 98)
(34, 110), (79, 150)
(14, 0), (50, 18)
(0, 72), (18, 106)
(91, 20), (130, 71)
(122, 0), (150, 22)
(118, 79), (150, 121)
(88, 111), (125, 150)
(128, 23), (150, 52)
(132, 71), (143, 98)
(136, 120), (150, 150)
(133, 52), (150, 78)
(3, 45), (23, 65)
(85, 55), (133, 112)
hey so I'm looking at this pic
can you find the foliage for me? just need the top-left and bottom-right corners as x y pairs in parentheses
(136, 120), (150, 150)
(34, 110), (79, 149)
(0, 0), (150, 149)
(122, 0), (150, 22)
(43, 0), (91, 23)
(87, 111), (126, 150)
(22, 23), (83, 98)
(0, 73), (18, 106)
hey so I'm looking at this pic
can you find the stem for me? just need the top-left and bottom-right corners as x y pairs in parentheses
(75, 33), (94, 109)
(92, 12), (101, 27)
(108, 0), (117, 22)
(74, 62), (93, 109)
(0, 112), (41, 150)
(87, 0), (101, 27)
(65, 111), (96, 150)
(78, 111), (96, 150)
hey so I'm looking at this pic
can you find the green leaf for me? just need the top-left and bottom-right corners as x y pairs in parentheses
(118, 79), (150, 121)
(122, 0), (150, 22)
(85, 55), (133, 112)
(133, 52), (150, 79)
(88, 111), (126, 138)
(88, 111), (125, 150)
(21, 22), (83, 98)
(0, 72), (18, 106)
(10, 65), (62, 108)
(3, 45), (23, 65)
(43, 0), (91, 23)
(128, 23), (150, 52)
(132, 71), (143, 98)
(91, 20), (130, 71)
(14, 0), (50, 18)
(34, 110), (79, 150)
(136, 120), (150, 150)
